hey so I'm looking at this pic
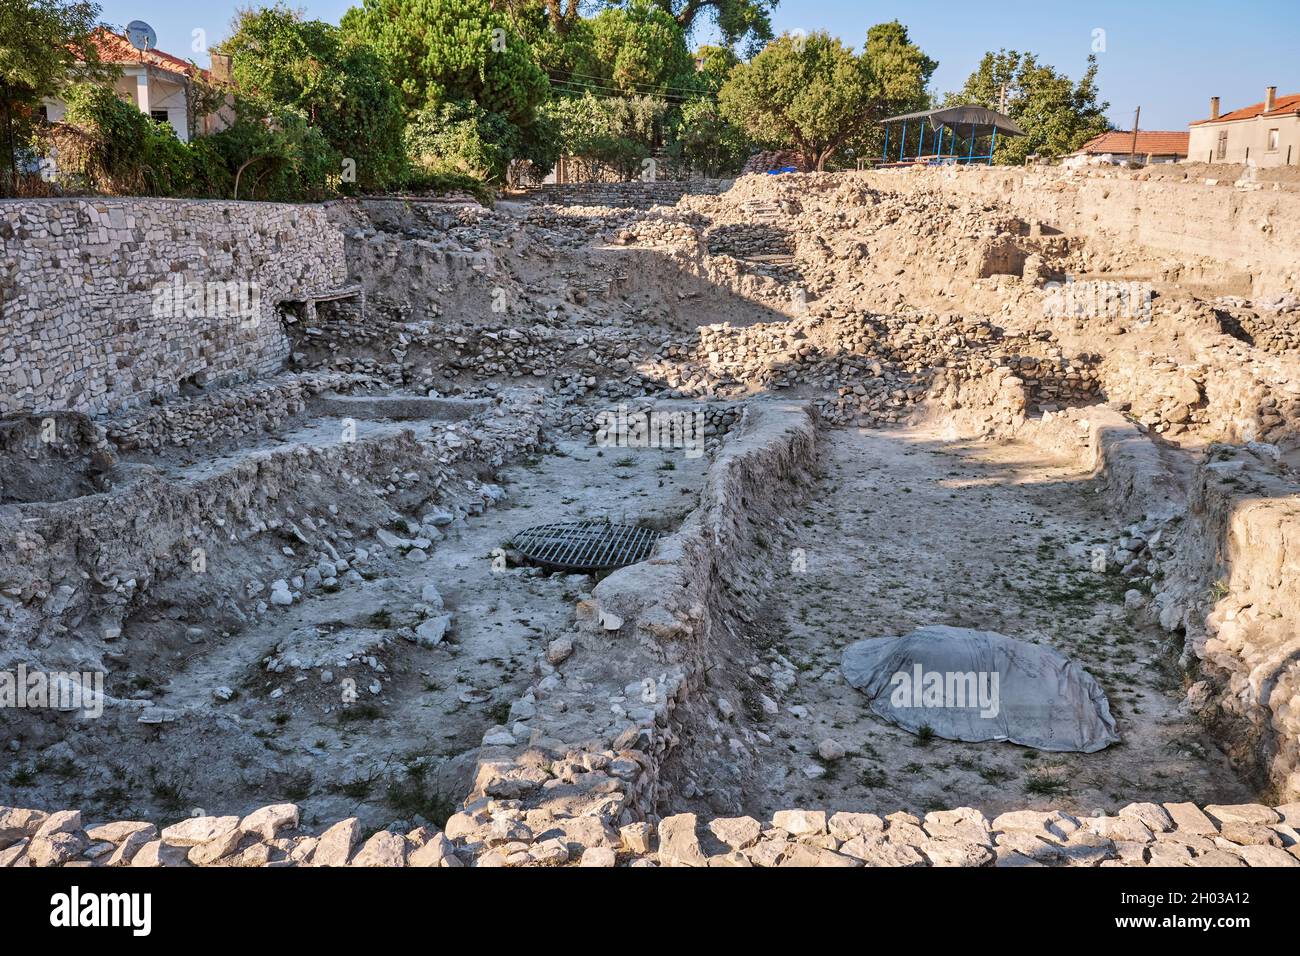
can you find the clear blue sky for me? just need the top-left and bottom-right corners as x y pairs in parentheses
(99, 0), (1299, 129)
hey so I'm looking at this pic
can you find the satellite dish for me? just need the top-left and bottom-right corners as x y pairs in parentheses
(125, 20), (157, 52)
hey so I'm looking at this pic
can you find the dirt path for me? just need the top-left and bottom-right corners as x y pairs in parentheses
(743, 424), (1252, 819)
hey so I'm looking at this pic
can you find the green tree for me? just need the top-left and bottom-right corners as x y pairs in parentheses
(506, 2), (600, 84)
(529, 0), (777, 52)
(219, 4), (406, 189)
(646, 0), (776, 53)
(344, 0), (549, 124)
(947, 51), (1110, 164)
(692, 44), (740, 93)
(718, 31), (872, 171)
(544, 91), (666, 180)
(345, 0), (553, 179)
(189, 102), (336, 201)
(588, 1), (694, 95)
(404, 99), (516, 181)
(864, 21), (935, 119)
(56, 82), (190, 194)
(0, 0), (112, 193)
(845, 20), (937, 161)
(670, 96), (748, 176)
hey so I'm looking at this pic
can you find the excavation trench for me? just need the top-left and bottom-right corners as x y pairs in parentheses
(0, 394), (706, 831)
(4, 174), (1298, 866)
(657, 415), (1255, 821)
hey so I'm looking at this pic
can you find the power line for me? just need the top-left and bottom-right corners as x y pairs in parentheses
(549, 77), (708, 103)
(550, 76), (688, 100)
(557, 68), (716, 99)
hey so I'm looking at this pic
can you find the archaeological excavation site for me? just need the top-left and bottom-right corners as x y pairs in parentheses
(3, 163), (1300, 872)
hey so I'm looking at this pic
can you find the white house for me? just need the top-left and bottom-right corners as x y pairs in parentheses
(40, 28), (215, 142)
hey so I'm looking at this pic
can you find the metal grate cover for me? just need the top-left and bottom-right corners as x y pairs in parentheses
(511, 520), (662, 572)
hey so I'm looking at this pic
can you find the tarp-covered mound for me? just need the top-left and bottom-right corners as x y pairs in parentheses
(841, 625), (1120, 753)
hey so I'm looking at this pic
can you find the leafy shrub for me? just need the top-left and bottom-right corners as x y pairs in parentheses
(404, 100), (516, 183)
(393, 163), (495, 205)
(59, 83), (191, 195)
(670, 97), (750, 177)
(189, 102), (336, 201)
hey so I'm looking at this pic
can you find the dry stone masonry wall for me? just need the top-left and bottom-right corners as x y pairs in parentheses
(1, 199), (346, 416)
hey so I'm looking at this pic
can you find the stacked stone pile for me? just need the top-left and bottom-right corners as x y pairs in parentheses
(5, 800), (1296, 867)
(1213, 296), (1300, 354)
(739, 150), (808, 175)
(528, 180), (730, 209)
(104, 371), (365, 452)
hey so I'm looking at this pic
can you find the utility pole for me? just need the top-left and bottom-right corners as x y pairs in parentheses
(998, 84), (1007, 113)
(1129, 106), (1141, 165)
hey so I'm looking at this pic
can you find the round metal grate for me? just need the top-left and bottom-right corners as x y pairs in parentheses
(511, 520), (662, 572)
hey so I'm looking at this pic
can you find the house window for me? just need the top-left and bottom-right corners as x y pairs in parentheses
(150, 109), (170, 124)
(1267, 128), (1280, 152)
(1216, 129), (1228, 160)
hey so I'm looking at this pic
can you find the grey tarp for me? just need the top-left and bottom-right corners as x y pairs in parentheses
(841, 625), (1120, 753)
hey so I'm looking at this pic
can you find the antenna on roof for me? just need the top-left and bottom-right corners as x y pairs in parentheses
(125, 20), (157, 52)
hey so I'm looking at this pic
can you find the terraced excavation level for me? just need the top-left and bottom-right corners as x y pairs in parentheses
(677, 424), (1254, 821)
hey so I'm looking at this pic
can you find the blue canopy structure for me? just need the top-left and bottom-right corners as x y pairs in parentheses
(878, 105), (1026, 167)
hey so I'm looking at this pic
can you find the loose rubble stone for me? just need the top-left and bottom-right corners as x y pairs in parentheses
(313, 818), (361, 867)
(351, 831), (409, 867)
(708, 816), (762, 850)
(772, 809), (827, 836)
(657, 813), (707, 867)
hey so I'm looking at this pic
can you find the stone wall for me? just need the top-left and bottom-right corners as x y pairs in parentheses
(463, 400), (821, 832)
(528, 180), (732, 208)
(1145, 448), (1300, 802)
(0, 199), (346, 416)
(6, 396), (1300, 866)
(4, 797), (1297, 867)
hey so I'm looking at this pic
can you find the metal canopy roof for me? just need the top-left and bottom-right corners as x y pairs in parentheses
(880, 105), (1027, 136)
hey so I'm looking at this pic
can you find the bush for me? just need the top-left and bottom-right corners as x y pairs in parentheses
(189, 104), (337, 202)
(404, 100), (516, 183)
(58, 84), (191, 195)
(544, 93), (666, 181)
(396, 165), (495, 206)
(219, 8), (407, 192)
(670, 97), (750, 177)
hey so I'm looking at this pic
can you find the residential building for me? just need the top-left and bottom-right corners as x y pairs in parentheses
(1188, 87), (1300, 167)
(1064, 130), (1189, 167)
(40, 28), (220, 142)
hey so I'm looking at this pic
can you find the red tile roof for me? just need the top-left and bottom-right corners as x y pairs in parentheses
(1074, 131), (1190, 156)
(1191, 93), (1300, 125)
(87, 28), (206, 79)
